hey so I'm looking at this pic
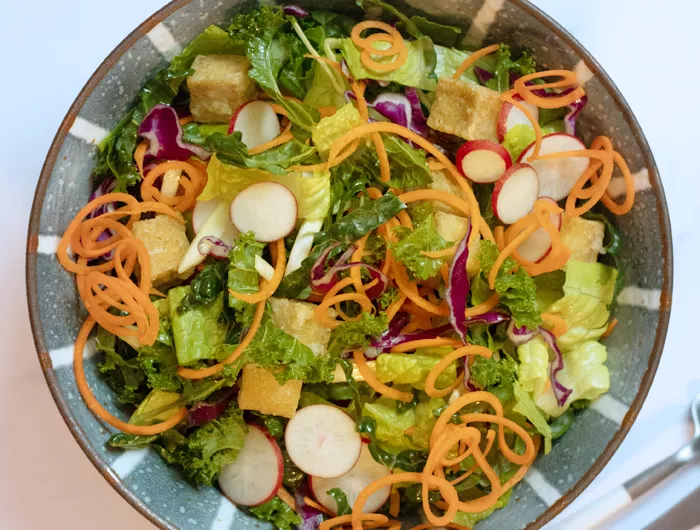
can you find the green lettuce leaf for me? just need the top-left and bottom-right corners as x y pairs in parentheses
(535, 341), (610, 417)
(168, 287), (228, 366)
(357, 416), (427, 471)
(95, 25), (240, 191)
(383, 134), (432, 189)
(327, 312), (389, 358)
(200, 155), (330, 220)
(362, 397), (420, 452)
(485, 44), (537, 93)
(412, 396), (446, 449)
(154, 405), (248, 486)
(312, 103), (363, 156)
(339, 37), (438, 90)
(177, 259), (228, 314)
(502, 122), (566, 162)
(129, 390), (182, 426)
(477, 240), (541, 329)
(249, 497), (302, 530)
(227, 232), (265, 315)
(390, 213), (449, 280)
(546, 261), (618, 347)
(96, 327), (148, 405)
(327, 488), (352, 516)
(513, 381), (552, 454)
(304, 62), (349, 109)
(516, 336), (550, 396)
(375, 353), (456, 391)
(470, 355), (518, 391)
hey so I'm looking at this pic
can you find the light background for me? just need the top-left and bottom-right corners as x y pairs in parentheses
(0, 1), (698, 529)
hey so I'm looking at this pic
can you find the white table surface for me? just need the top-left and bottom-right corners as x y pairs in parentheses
(1, 1), (698, 529)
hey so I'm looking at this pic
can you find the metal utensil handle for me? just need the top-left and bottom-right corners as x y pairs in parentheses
(624, 442), (696, 498)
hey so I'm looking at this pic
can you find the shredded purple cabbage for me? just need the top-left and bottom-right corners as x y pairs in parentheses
(474, 66), (494, 85)
(187, 389), (235, 428)
(538, 327), (573, 406)
(282, 4), (309, 17)
(138, 104), (211, 165)
(446, 222), (472, 343)
(197, 236), (233, 259)
(294, 484), (325, 530)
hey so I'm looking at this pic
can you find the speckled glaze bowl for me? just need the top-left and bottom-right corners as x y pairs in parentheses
(26, 1), (672, 529)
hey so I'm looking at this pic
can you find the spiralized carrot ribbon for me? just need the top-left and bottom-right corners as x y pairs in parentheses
(541, 312), (568, 338)
(513, 69), (585, 109)
(353, 350), (413, 403)
(464, 293), (500, 318)
(424, 345), (492, 398)
(140, 160), (206, 212)
(453, 44), (500, 80)
(351, 20), (408, 73)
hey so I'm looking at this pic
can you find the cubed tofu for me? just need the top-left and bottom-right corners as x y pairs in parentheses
(187, 55), (257, 123)
(269, 298), (333, 356)
(132, 215), (189, 286)
(238, 364), (302, 419)
(560, 217), (605, 263)
(428, 169), (468, 215)
(434, 212), (481, 278)
(427, 77), (502, 141)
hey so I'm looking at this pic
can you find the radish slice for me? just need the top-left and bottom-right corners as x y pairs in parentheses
(516, 197), (562, 262)
(218, 425), (284, 507)
(192, 200), (221, 234)
(497, 97), (540, 142)
(310, 444), (391, 515)
(285, 405), (362, 479)
(455, 140), (512, 184)
(518, 133), (589, 201)
(160, 169), (182, 198)
(229, 101), (281, 149)
(230, 182), (298, 243)
(492, 163), (540, 225)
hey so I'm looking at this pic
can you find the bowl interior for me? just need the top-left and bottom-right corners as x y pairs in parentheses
(26, 1), (672, 529)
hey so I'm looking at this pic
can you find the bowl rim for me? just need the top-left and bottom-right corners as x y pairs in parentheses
(25, 1), (673, 528)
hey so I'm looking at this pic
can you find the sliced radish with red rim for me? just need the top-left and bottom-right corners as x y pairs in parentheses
(492, 163), (540, 225)
(230, 181), (298, 243)
(285, 405), (362, 479)
(455, 140), (512, 184)
(497, 96), (540, 142)
(518, 133), (589, 201)
(218, 425), (284, 507)
(309, 444), (391, 515)
(229, 101), (281, 149)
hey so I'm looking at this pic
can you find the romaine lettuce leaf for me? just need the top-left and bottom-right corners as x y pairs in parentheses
(339, 37), (438, 90)
(168, 287), (228, 366)
(375, 353), (456, 391)
(546, 261), (618, 348)
(535, 341), (610, 417)
(477, 240), (541, 329)
(513, 381), (552, 454)
(129, 390), (182, 426)
(362, 397), (420, 452)
(516, 337), (550, 396)
(390, 213), (449, 280)
(312, 103), (363, 156)
(201, 155), (330, 220)
(412, 395), (446, 449)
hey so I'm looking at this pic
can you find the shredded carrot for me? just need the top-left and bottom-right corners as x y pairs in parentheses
(421, 246), (456, 259)
(316, 293), (374, 329)
(304, 497), (334, 516)
(427, 159), (445, 171)
(134, 141), (147, 177)
(464, 293), (500, 319)
(602, 317), (619, 338)
(389, 489), (400, 518)
(513, 70), (585, 109)
(494, 226), (505, 252)
(439, 262), (450, 285)
(353, 350), (413, 402)
(140, 160), (206, 212)
(385, 293), (407, 323)
(393, 260), (449, 317)
(178, 300), (265, 380)
(361, 45), (408, 72)
(391, 337), (464, 353)
(229, 239), (286, 303)
(425, 345), (492, 398)
(248, 123), (293, 155)
(277, 487), (297, 512)
(304, 53), (345, 77)
(541, 312), (568, 338)
(398, 189), (470, 217)
(453, 44), (500, 80)
(318, 106), (338, 118)
(351, 20), (407, 73)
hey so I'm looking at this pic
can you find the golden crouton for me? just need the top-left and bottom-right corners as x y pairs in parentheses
(238, 364), (302, 419)
(132, 215), (189, 286)
(427, 78), (502, 141)
(428, 169), (469, 215)
(269, 298), (333, 356)
(187, 55), (257, 123)
(434, 212), (481, 278)
(560, 216), (605, 263)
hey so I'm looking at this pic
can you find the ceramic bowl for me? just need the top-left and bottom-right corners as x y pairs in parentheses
(26, 1), (672, 528)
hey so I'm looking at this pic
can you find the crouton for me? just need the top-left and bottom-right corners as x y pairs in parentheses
(269, 298), (333, 356)
(428, 169), (468, 215)
(427, 78), (502, 141)
(237, 364), (302, 419)
(560, 216), (605, 263)
(131, 215), (189, 286)
(187, 55), (257, 123)
(434, 212), (481, 277)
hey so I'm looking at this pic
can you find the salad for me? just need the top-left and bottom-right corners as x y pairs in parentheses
(57, 2), (635, 529)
